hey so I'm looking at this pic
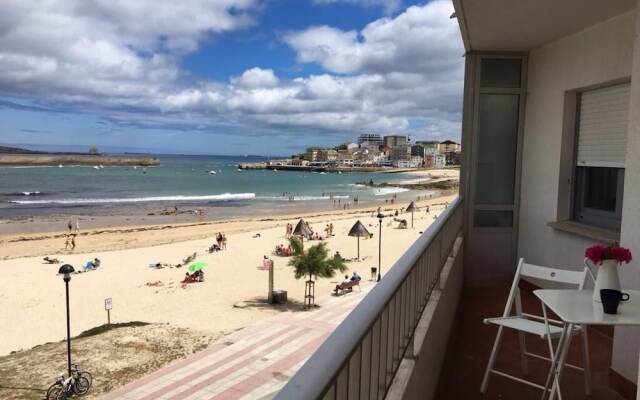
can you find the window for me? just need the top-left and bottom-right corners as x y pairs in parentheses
(573, 83), (629, 231)
(473, 57), (523, 228)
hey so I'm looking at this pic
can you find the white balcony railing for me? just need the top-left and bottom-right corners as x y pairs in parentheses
(275, 196), (464, 400)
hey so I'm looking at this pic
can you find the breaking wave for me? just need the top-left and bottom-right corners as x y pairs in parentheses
(10, 193), (256, 205)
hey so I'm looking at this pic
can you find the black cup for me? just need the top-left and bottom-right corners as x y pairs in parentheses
(600, 289), (630, 314)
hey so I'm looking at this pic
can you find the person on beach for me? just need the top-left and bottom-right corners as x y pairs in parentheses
(329, 223), (334, 236)
(70, 235), (76, 250)
(67, 221), (73, 233)
(216, 232), (223, 248)
(75, 219), (80, 233)
(335, 275), (351, 292)
(64, 235), (71, 250)
(221, 233), (227, 249)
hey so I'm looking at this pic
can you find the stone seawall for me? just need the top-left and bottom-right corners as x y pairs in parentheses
(0, 154), (160, 166)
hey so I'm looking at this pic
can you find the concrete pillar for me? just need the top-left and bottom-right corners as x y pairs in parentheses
(612, 0), (640, 385)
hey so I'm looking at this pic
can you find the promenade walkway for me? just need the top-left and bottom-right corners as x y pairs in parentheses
(100, 283), (372, 400)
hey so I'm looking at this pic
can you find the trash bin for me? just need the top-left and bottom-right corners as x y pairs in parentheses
(273, 290), (288, 304)
(370, 267), (377, 280)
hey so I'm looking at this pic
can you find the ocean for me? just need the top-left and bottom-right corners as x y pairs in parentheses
(0, 154), (431, 225)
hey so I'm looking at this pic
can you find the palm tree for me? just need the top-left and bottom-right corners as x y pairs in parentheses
(288, 237), (347, 307)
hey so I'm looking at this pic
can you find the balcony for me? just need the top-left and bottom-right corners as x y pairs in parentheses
(275, 196), (633, 399)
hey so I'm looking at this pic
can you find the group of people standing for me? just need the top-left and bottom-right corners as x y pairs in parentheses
(216, 232), (227, 249)
(64, 219), (80, 250)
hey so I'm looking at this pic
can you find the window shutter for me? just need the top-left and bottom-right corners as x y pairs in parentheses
(577, 83), (630, 168)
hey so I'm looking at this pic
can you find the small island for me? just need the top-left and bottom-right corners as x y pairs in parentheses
(0, 146), (160, 166)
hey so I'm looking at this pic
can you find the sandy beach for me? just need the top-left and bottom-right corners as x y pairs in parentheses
(0, 171), (457, 356)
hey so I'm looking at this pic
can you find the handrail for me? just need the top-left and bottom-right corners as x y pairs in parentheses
(276, 196), (464, 400)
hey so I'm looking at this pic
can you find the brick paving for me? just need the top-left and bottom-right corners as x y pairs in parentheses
(99, 284), (373, 400)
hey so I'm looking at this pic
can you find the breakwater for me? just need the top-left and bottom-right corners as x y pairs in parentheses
(0, 154), (160, 166)
(237, 163), (418, 173)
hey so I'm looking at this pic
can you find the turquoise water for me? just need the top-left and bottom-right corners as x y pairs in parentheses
(0, 154), (426, 219)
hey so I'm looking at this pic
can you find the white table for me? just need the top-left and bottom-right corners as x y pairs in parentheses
(534, 289), (640, 400)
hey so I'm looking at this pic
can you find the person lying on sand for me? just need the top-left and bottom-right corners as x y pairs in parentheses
(182, 252), (197, 264)
(253, 233), (261, 238)
(149, 262), (171, 269)
(180, 271), (204, 288)
(43, 256), (61, 264)
(208, 243), (221, 253)
(82, 258), (101, 272)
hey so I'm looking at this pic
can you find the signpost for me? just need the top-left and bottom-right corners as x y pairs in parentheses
(104, 297), (112, 325)
(268, 260), (274, 304)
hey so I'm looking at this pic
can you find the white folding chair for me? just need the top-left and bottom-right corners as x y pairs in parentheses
(480, 258), (592, 397)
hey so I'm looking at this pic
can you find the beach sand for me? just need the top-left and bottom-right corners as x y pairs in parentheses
(0, 189), (457, 357)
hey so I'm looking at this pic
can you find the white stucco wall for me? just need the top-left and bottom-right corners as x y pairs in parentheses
(519, 10), (640, 384)
(614, 2), (640, 386)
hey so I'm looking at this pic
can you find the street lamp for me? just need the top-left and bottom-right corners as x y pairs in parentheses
(58, 264), (75, 378)
(377, 212), (384, 281)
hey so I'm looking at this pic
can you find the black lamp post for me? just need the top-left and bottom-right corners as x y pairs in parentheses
(377, 212), (384, 281)
(58, 264), (75, 377)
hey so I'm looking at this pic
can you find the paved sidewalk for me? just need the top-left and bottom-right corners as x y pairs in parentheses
(100, 283), (373, 400)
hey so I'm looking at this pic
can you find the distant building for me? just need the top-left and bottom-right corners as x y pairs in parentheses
(383, 135), (408, 149)
(357, 133), (383, 148)
(390, 144), (411, 161)
(318, 149), (338, 161)
(415, 140), (440, 153)
(290, 157), (309, 166)
(444, 151), (461, 166)
(304, 147), (337, 162)
(304, 147), (322, 162)
(336, 150), (354, 166)
(410, 145), (426, 158)
(425, 154), (446, 169)
(393, 156), (422, 168)
(346, 143), (359, 152)
(438, 140), (461, 153)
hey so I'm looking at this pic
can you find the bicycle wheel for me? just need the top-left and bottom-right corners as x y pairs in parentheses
(73, 375), (91, 395)
(80, 371), (92, 389)
(46, 383), (65, 400)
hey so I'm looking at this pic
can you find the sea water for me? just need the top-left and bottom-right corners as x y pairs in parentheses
(0, 154), (431, 220)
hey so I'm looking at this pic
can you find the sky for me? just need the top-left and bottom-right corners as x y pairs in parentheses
(0, 0), (464, 156)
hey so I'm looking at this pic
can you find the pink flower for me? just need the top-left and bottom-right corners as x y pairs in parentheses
(611, 247), (632, 264)
(585, 245), (607, 265)
(585, 244), (632, 265)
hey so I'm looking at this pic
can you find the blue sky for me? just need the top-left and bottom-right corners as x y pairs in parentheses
(0, 0), (463, 155)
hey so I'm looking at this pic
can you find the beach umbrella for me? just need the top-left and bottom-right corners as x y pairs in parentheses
(406, 201), (417, 228)
(348, 220), (370, 260)
(188, 261), (209, 273)
(292, 219), (313, 249)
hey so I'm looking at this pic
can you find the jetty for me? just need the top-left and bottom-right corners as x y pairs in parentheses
(237, 162), (419, 173)
(0, 154), (160, 166)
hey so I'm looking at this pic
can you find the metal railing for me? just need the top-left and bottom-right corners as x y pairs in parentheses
(275, 196), (464, 400)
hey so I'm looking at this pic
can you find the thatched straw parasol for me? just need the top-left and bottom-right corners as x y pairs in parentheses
(406, 201), (417, 228)
(348, 220), (370, 260)
(292, 219), (313, 248)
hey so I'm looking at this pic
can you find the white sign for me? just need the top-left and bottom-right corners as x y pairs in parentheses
(104, 297), (113, 310)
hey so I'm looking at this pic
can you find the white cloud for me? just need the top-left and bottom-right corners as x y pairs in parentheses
(231, 68), (279, 88)
(313, 0), (403, 14)
(284, 1), (462, 76)
(0, 0), (464, 144)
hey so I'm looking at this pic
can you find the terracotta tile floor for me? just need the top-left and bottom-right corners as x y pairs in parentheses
(435, 286), (626, 400)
